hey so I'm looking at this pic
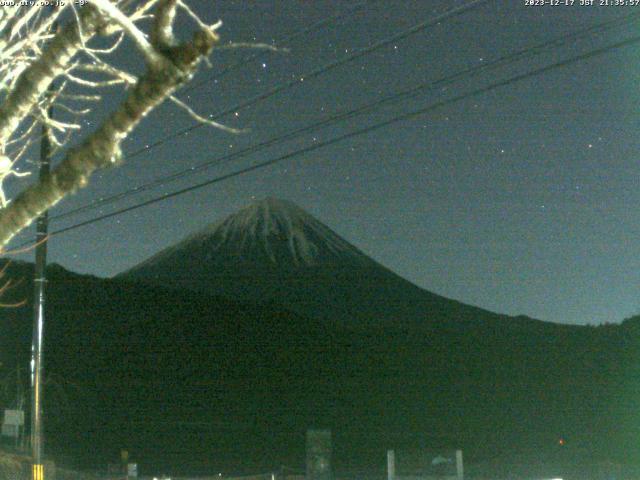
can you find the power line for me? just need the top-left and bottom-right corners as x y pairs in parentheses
(28, 32), (640, 244)
(41, 3), (374, 222)
(50, 10), (640, 223)
(118, 0), (492, 160)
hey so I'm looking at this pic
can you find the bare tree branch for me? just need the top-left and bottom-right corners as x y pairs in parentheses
(0, 0), (248, 252)
(0, 6), (104, 152)
(168, 94), (244, 134)
(153, 0), (179, 48)
(91, 0), (163, 65)
(0, 10), (220, 248)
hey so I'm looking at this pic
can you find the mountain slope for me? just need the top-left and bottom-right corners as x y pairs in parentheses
(122, 198), (503, 326)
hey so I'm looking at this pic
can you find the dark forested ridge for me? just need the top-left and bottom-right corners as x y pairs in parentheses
(0, 259), (637, 475)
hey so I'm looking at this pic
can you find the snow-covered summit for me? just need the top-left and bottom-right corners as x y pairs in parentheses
(203, 197), (369, 266)
(129, 197), (372, 274)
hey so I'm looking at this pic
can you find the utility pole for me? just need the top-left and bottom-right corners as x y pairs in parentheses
(16, 364), (23, 450)
(31, 80), (53, 480)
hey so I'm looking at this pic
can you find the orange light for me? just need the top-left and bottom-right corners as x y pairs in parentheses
(558, 438), (565, 446)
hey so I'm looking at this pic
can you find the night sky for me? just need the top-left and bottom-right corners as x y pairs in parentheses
(8, 0), (640, 326)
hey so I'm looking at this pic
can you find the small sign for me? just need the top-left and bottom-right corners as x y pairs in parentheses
(127, 463), (138, 477)
(3, 409), (24, 426)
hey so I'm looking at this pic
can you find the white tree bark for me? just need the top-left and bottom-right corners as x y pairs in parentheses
(0, 7), (104, 151)
(0, 1), (222, 249)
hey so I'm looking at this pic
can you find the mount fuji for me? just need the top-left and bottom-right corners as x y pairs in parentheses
(122, 197), (500, 326)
